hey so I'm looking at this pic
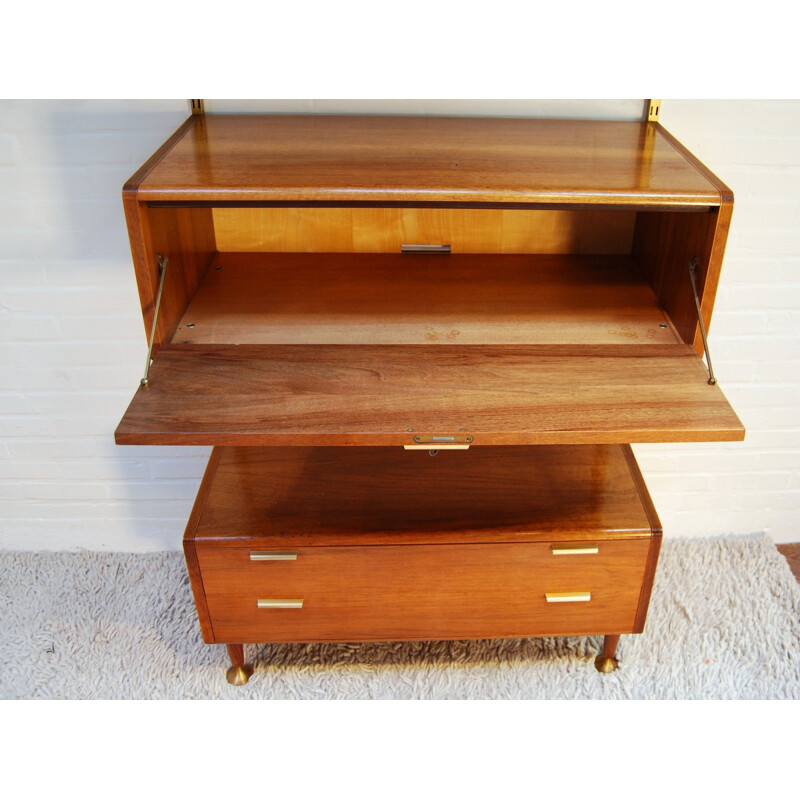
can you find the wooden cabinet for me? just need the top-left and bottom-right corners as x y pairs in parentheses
(185, 446), (660, 646)
(116, 113), (742, 683)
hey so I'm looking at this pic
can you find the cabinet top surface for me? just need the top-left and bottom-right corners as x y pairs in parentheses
(130, 115), (726, 207)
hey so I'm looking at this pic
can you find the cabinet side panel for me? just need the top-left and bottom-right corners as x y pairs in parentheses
(132, 205), (217, 349)
(122, 193), (159, 342)
(633, 532), (663, 633)
(632, 206), (731, 354)
(694, 200), (733, 354)
(183, 540), (216, 643)
(622, 444), (663, 633)
(182, 448), (225, 644)
(123, 116), (202, 343)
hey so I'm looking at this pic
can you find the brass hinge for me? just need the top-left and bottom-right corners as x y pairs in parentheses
(190, 99), (205, 115)
(647, 99), (661, 123)
(404, 433), (473, 451)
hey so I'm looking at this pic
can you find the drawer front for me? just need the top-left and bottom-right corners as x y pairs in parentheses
(194, 539), (652, 643)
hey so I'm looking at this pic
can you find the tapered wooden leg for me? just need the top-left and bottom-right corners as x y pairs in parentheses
(225, 644), (254, 685)
(594, 634), (620, 673)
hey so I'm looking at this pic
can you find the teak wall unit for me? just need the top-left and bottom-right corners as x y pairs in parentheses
(115, 114), (743, 683)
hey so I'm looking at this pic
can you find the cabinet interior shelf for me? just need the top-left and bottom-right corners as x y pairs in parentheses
(172, 252), (678, 346)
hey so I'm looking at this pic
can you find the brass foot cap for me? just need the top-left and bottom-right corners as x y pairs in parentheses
(226, 664), (255, 685)
(594, 655), (619, 674)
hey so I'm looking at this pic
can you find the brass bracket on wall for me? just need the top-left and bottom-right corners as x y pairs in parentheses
(647, 100), (661, 123)
(190, 99), (205, 115)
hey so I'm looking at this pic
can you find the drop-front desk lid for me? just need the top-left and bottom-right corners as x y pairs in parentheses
(115, 342), (744, 446)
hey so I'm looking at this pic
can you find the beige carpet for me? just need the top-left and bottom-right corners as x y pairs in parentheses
(2, 536), (799, 699)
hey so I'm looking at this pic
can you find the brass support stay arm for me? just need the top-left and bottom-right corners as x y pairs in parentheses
(140, 255), (169, 388)
(688, 259), (717, 385)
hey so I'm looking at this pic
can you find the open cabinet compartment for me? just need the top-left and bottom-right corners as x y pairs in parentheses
(115, 115), (742, 447)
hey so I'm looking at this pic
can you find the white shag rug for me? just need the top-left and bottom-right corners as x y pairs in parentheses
(2, 536), (799, 700)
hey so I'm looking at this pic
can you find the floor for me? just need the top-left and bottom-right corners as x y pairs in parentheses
(777, 543), (800, 582)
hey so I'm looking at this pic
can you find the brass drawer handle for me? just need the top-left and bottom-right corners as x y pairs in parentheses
(401, 244), (451, 254)
(545, 591), (592, 603)
(250, 552), (298, 561)
(257, 598), (304, 609)
(550, 545), (599, 556)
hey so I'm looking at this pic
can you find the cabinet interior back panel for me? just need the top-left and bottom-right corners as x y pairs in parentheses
(212, 208), (637, 254)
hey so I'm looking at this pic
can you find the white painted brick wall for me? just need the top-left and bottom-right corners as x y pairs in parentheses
(1, 99), (798, 551)
(632, 100), (800, 543)
(0, 100), (199, 552)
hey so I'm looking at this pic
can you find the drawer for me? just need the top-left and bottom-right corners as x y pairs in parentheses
(192, 538), (653, 644)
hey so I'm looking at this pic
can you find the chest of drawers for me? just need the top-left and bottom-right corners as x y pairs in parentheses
(116, 112), (742, 683)
(184, 446), (661, 681)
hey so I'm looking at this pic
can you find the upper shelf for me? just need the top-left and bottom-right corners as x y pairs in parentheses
(129, 115), (730, 208)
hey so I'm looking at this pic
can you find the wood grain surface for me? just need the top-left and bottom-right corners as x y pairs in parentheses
(115, 343), (745, 446)
(132, 116), (724, 206)
(173, 253), (678, 346)
(196, 538), (651, 643)
(777, 543), (800, 582)
(184, 445), (662, 644)
(184, 445), (658, 547)
(212, 207), (637, 254)
(633, 204), (733, 356)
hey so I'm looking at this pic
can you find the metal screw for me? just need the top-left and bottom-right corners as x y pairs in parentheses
(187, 323), (195, 328)
(659, 323), (668, 329)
